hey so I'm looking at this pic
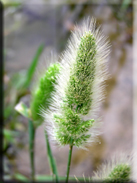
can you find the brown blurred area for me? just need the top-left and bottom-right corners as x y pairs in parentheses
(4, 1), (133, 178)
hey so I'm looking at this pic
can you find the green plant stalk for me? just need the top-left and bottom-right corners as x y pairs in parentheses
(28, 119), (36, 181)
(45, 131), (59, 183)
(66, 145), (73, 183)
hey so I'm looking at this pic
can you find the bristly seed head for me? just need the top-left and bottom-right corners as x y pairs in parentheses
(65, 31), (97, 115)
(30, 62), (60, 127)
(92, 153), (134, 182)
(42, 17), (110, 148)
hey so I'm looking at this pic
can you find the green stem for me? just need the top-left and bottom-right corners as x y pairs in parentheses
(28, 120), (36, 181)
(66, 144), (73, 183)
(45, 131), (59, 183)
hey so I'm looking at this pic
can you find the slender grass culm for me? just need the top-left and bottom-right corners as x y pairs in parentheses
(29, 61), (60, 182)
(42, 17), (110, 183)
(15, 58), (60, 182)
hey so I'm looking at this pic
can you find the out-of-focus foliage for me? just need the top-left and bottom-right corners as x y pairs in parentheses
(1, 0), (22, 7)
(3, 129), (19, 152)
(4, 44), (44, 179)
(4, 44), (44, 121)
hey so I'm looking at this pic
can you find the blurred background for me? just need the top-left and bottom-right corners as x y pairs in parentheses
(3, 0), (133, 181)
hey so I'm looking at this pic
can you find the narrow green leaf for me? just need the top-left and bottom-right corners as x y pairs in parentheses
(13, 173), (29, 181)
(10, 44), (44, 90)
(24, 44), (45, 88)
(15, 102), (31, 119)
(12, 71), (27, 90)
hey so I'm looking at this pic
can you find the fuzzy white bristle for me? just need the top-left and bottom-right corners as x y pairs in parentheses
(41, 17), (110, 147)
(92, 152), (134, 181)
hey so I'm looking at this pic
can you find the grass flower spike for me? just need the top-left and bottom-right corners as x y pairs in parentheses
(30, 61), (60, 127)
(92, 153), (133, 182)
(43, 17), (110, 148)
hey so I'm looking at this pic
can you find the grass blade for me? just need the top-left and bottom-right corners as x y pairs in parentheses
(15, 102), (31, 119)
(23, 44), (45, 88)
(13, 173), (29, 181)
